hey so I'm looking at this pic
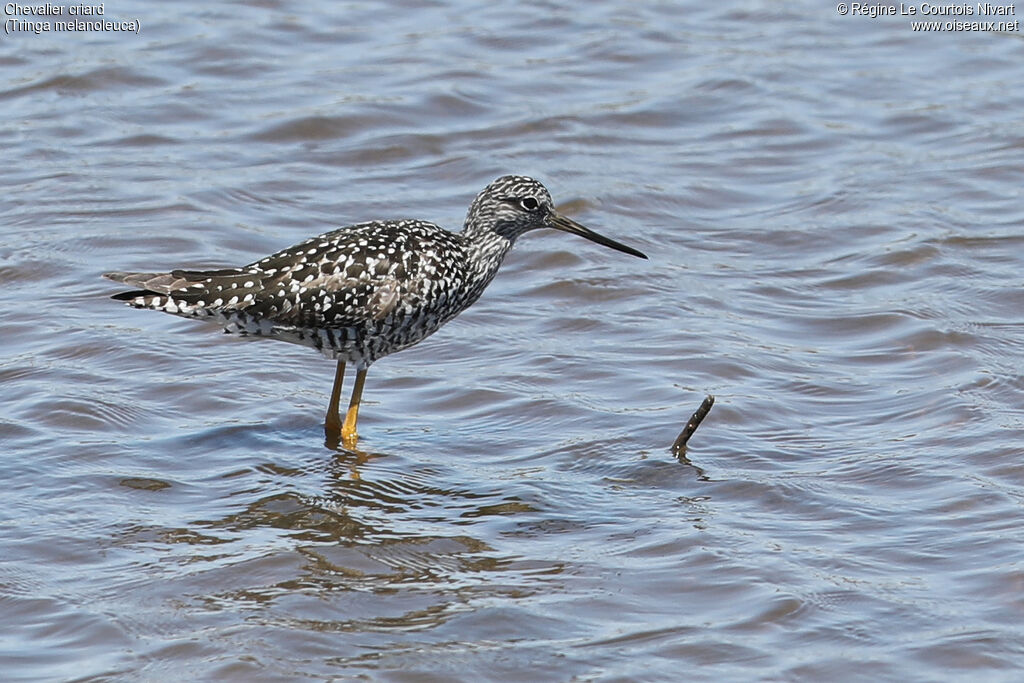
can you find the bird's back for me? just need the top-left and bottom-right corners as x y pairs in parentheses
(106, 219), (486, 366)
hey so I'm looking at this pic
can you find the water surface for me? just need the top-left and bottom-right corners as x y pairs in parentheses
(2, 1), (1024, 680)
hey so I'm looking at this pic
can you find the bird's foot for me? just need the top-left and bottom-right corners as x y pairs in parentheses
(341, 426), (358, 450)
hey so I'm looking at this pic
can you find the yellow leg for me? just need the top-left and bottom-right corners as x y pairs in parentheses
(341, 367), (367, 448)
(325, 360), (345, 435)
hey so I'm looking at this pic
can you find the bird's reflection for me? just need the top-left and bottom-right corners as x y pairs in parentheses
(323, 426), (373, 480)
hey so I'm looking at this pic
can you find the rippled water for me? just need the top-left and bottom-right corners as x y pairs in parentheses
(3, 1), (1024, 680)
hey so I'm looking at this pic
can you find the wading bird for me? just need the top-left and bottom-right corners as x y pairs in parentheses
(105, 175), (647, 447)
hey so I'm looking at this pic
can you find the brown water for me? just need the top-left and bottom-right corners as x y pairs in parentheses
(3, 1), (1024, 680)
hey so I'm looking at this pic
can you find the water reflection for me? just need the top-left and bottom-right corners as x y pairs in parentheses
(160, 438), (575, 639)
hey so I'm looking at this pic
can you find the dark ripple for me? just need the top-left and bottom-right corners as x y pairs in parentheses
(0, 66), (168, 101)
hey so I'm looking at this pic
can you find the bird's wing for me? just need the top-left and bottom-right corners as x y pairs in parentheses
(243, 221), (465, 329)
(105, 221), (464, 327)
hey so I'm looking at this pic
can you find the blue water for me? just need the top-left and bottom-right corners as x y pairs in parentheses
(2, 1), (1024, 680)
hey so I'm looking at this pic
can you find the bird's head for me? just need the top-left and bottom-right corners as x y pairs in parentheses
(464, 175), (647, 259)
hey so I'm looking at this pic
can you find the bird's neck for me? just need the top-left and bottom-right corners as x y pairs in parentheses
(461, 226), (515, 298)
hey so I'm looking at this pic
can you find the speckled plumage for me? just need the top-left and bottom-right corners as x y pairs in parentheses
(105, 175), (646, 371)
(108, 218), (481, 367)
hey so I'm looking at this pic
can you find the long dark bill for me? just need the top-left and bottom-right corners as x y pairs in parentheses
(548, 212), (648, 259)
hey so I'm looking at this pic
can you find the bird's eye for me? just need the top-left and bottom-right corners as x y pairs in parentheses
(519, 197), (539, 211)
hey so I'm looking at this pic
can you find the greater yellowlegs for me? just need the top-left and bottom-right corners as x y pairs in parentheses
(105, 175), (647, 447)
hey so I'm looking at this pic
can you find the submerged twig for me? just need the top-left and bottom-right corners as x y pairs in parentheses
(671, 395), (715, 456)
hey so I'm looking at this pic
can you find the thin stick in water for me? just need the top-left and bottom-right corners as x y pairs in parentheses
(672, 395), (715, 455)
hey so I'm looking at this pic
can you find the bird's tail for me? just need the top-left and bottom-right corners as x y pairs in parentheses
(102, 268), (261, 317)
